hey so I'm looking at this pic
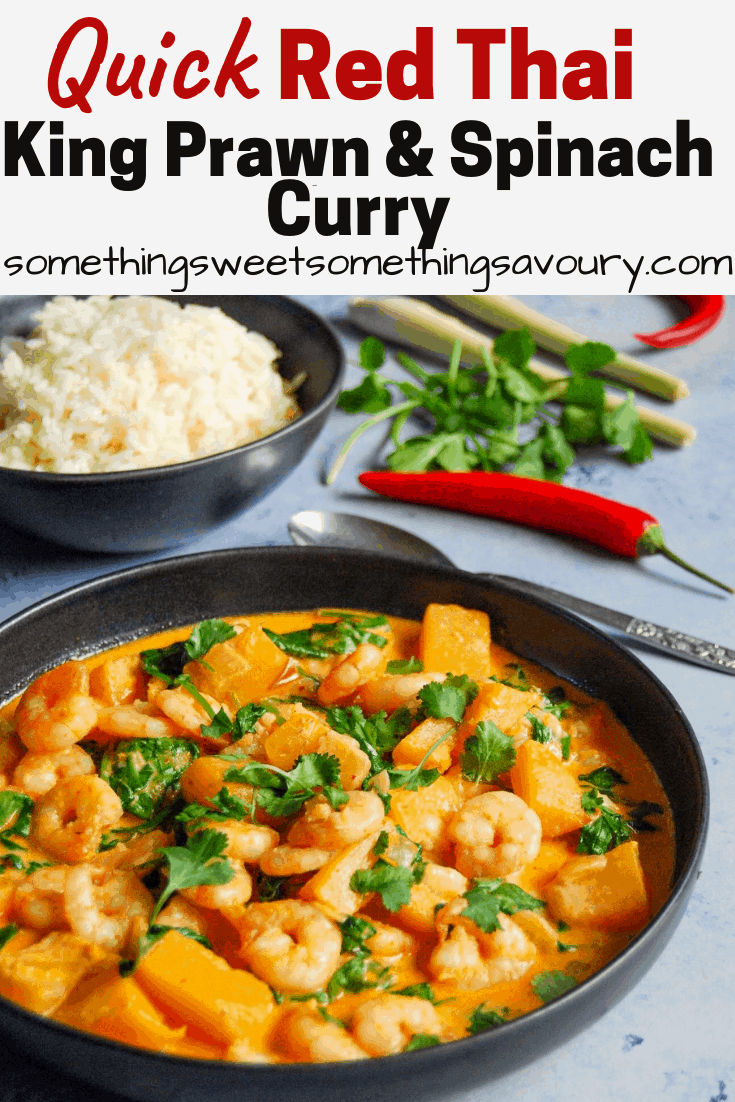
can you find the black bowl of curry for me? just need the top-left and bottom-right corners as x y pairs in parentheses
(0, 548), (707, 1102)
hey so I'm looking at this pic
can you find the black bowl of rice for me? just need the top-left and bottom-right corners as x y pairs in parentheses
(0, 296), (344, 552)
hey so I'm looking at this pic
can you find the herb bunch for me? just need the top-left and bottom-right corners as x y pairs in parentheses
(329, 332), (653, 484)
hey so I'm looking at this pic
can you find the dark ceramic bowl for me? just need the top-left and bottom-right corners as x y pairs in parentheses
(0, 296), (344, 553)
(0, 549), (708, 1102)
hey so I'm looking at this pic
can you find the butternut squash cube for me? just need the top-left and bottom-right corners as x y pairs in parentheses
(186, 622), (289, 708)
(135, 930), (275, 1046)
(300, 832), (379, 919)
(392, 717), (456, 773)
(90, 655), (145, 706)
(389, 776), (461, 862)
(265, 710), (370, 790)
(419, 604), (492, 680)
(455, 681), (540, 757)
(546, 841), (650, 931)
(56, 966), (187, 1050)
(509, 740), (589, 838)
(0, 932), (108, 1015)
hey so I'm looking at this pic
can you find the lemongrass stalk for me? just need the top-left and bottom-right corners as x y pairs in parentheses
(442, 294), (688, 401)
(348, 297), (696, 448)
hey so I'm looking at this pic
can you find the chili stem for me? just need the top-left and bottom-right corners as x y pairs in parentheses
(657, 545), (733, 594)
(327, 400), (420, 485)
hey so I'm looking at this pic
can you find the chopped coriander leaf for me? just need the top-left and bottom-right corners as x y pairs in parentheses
(339, 915), (377, 954)
(405, 1034), (441, 1051)
(0, 924), (19, 950)
(141, 619), (236, 683)
(387, 727), (455, 792)
(263, 613), (390, 661)
(327, 705), (411, 774)
(580, 788), (603, 815)
(224, 753), (347, 818)
(0, 792), (34, 840)
(100, 738), (199, 820)
(460, 721), (516, 783)
(254, 871), (289, 902)
(527, 713), (553, 744)
(372, 831), (390, 857)
(386, 657), (424, 674)
(467, 1004), (509, 1034)
(199, 708), (233, 741)
(317, 1005), (345, 1026)
(395, 983), (436, 1003)
(418, 675), (478, 722)
(151, 829), (234, 924)
(350, 847), (425, 912)
(531, 971), (577, 1003)
(501, 664), (529, 691)
(557, 920), (570, 932)
(461, 880), (544, 934)
(289, 991), (329, 1005)
(326, 955), (392, 999)
(577, 808), (631, 855)
(578, 767), (626, 796)
(540, 686), (571, 718)
(560, 735), (571, 761)
(556, 941), (577, 953)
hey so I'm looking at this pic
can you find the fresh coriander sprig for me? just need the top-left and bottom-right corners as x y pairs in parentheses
(328, 333), (654, 484)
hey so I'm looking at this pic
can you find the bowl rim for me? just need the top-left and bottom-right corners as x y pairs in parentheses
(0, 546), (709, 1076)
(0, 295), (345, 484)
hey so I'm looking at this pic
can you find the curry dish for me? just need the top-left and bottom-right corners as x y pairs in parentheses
(0, 606), (674, 1062)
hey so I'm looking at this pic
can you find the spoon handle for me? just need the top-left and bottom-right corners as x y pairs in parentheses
(486, 574), (735, 676)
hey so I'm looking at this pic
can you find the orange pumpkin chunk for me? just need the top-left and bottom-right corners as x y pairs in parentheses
(455, 681), (540, 758)
(546, 841), (650, 931)
(419, 604), (491, 681)
(90, 655), (145, 706)
(135, 930), (275, 1046)
(186, 622), (289, 708)
(509, 740), (589, 838)
(56, 966), (187, 1050)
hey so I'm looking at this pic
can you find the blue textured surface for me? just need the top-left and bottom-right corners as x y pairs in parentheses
(0, 296), (733, 1101)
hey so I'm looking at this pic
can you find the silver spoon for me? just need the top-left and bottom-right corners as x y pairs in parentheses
(288, 510), (735, 677)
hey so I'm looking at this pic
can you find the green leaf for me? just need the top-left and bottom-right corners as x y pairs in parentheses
(386, 657), (424, 675)
(152, 829), (234, 923)
(467, 1004), (509, 1034)
(263, 613), (390, 661)
(437, 435), (479, 473)
(531, 971), (577, 1003)
(350, 861), (416, 912)
(542, 424), (576, 475)
(560, 735), (571, 761)
(602, 392), (639, 450)
(185, 620), (237, 661)
(497, 362), (544, 404)
(578, 766), (626, 796)
(577, 807), (631, 855)
(512, 436), (546, 480)
(418, 675), (478, 722)
(338, 373), (392, 414)
(405, 1034), (441, 1051)
(339, 915), (377, 955)
(395, 983), (437, 1003)
(461, 880), (544, 933)
(560, 404), (601, 444)
(386, 435), (452, 473)
(0, 792), (34, 839)
(359, 336), (386, 371)
(624, 422), (654, 465)
(326, 954), (391, 999)
(526, 713), (553, 744)
(493, 329), (536, 370)
(232, 704), (267, 741)
(254, 871), (289, 901)
(561, 374), (606, 410)
(460, 720), (516, 783)
(0, 924), (19, 950)
(100, 738), (198, 820)
(141, 619), (235, 683)
(565, 342), (616, 375)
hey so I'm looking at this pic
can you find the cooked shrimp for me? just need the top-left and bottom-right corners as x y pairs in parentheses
(13, 745), (95, 798)
(364, 919), (415, 962)
(94, 829), (174, 874)
(506, 708), (566, 755)
(430, 897), (536, 989)
(156, 686), (231, 735)
(287, 791), (385, 850)
(155, 896), (209, 937)
(279, 1008), (368, 1063)
(317, 644), (386, 707)
(15, 662), (98, 752)
(236, 900), (342, 994)
(259, 845), (335, 877)
(95, 701), (180, 741)
(351, 994), (442, 1056)
(356, 672), (445, 715)
(64, 864), (153, 953)
(181, 866), (253, 911)
(13, 866), (68, 931)
(32, 776), (123, 863)
(188, 818), (279, 864)
(398, 862), (468, 934)
(449, 791), (542, 878)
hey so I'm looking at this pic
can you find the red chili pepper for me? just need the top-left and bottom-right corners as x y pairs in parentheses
(358, 471), (733, 593)
(634, 295), (725, 349)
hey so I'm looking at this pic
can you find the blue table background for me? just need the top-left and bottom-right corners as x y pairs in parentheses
(1, 296), (733, 1101)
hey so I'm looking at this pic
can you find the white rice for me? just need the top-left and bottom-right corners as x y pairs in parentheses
(0, 296), (299, 473)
